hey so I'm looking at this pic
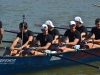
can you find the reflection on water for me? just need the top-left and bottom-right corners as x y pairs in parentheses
(1, 0), (100, 75)
(10, 61), (100, 75)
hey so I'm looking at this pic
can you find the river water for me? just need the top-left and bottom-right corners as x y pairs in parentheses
(1, 0), (100, 75)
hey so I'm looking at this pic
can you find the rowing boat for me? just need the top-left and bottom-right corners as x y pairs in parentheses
(0, 48), (100, 75)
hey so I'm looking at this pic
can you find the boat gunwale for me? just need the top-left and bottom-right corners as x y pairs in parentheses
(0, 47), (100, 58)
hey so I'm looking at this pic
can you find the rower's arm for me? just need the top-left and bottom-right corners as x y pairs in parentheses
(67, 38), (79, 46)
(0, 21), (4, 42)
(81, 32), (86, 41)
(10, 37), (20, 48)
(85, 32), (93, 40)
(81, 32), (86, 37)
(59, 36), (66, 42)
(54, 29), (60, 40)
(52, 35), (59, 44)
(32, 39), (38, 46)
(0, 28), (4, 40)
(89, 39), (100, 44)
(36, 42), (51, 50)
(22, 36), (33, 47)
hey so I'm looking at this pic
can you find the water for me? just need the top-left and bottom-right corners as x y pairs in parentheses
(10, 62), (100, 75)
(1, 0), (100, 74)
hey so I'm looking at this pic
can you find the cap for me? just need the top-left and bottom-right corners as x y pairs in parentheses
(45, 20), (54, 27)
(74, 16), (83, 24)
(41, 24), (48, 29)
(69, 21), (76, 25)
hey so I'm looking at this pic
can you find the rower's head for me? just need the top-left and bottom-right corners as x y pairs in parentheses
(69, 21), (76, 30)
(95, 18), (100, 29)
(19, 22), (28, 31)
(41, 24), (48, 35)
(74, 16), (83, 27)
(45, 20), (54, 30)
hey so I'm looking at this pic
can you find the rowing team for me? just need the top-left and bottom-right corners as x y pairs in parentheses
(5, 16), (100, 56)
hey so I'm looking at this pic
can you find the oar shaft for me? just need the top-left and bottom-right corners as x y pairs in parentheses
(51, 54), (100, 69)
(4, 30), (62, 36)
(81, 50), (100, 57)
(34, 24), (92, 29)
(2, 40), (13, 43)
(4, 30), (38, 37)
(2, 40), (21, 44)
(4, 30), (18, 34)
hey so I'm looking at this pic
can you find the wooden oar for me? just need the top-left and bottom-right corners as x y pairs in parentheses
(0, 46), (10, 49)
(34, 24), (92, 29)
(77, 49), (100, 58)
(0, 47), (19, 50)
(2, 40), (21, 44)
(30, 49), (100, 69)
(4, 30), (19, 34)
(4, 30), (38, 37)
(50, 53), (100, 69)
(4, 30), (40, 35)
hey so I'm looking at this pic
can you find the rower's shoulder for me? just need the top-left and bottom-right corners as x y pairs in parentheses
(53, 28), (58, 31)
(65, 29), (70, 31)
(48, 33), (53, 37)
(92, 26), (97, 29)
(52, 28), (59, 32)
(81, 25), (86, 28)
(27, 30), (33, 32)
(75, 30), (81, 34)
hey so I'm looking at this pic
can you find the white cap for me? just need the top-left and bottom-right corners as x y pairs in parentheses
(69, 21), (76, 25)
(41, 24), (48, 29)
(74, 16), (83, 24)
(45, 20), (54, 27)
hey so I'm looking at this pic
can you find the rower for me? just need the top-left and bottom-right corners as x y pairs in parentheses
(58, 21), (81, 52)
(82, 18), (100, 49)
(0, 21), (4, 44)
(9, 22), (34, 56)
(74, 16), (87, 41)
(30, 24), (53, 55)
(45, 20), (60, 44)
